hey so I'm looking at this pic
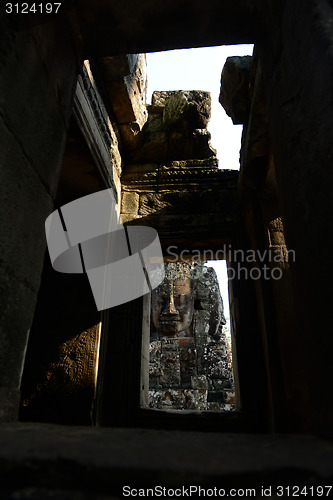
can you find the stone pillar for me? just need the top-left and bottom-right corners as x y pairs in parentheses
(259, 0), (333, 435)
(95, 296), (146, 427)
(221, 50), (314, 432)
(0, 11), (82, 420)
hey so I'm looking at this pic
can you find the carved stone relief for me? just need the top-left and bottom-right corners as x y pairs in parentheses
(149, 262), (235, 411)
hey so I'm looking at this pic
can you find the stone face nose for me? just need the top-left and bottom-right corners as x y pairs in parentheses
(162, 292), (179, 316)
(163, 305), (179, 316)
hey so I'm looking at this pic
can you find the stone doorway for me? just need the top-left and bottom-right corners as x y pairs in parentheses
(143, 261), (236, 413)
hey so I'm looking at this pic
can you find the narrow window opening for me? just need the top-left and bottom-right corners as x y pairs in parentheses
(140, 45), (254, 414)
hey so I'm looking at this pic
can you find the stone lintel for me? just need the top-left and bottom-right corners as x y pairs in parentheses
(74, 63), (121, 200)
(123, 214), (239, 256)
(121, 161), (233, 190)
(77, 0), (260, 56)
(121, 165), (240, 249)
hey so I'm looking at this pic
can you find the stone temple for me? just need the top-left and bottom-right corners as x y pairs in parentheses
(1, 0), (333, 497)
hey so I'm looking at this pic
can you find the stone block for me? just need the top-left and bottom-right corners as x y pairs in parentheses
(163, 90), (211, 130)
(0, 117), (53, 292)
(220, 55), (252, 125)
(165, 158), (219, 170)
(207, 402), (224, 411)
(191, 375), (208, 390)
(121, 191), (139, 215)
(0, 387), (20, 422)
(108, 117), (123, 179)
(149, 361), (162, 376)
(180, 361), (197, 387)
(105, 80), (148, 127)
(121, 163), (159, 181)
(268, 223), (287, 247)
(159, 353), (180, 387)
(178, 338), (196, 348)
(224, 390), (236, 404)
(168, 129), (216, 161)
(147, 104), (164, 116)
(160, 350), (179, 364)
(128, 113), (167, 163)
(0, 26), (73, 196)
(138, 188), (234, 218)
(119, 213), (136, 224)
(184, 389), (207, 410)
(161, 339), (180, 351)
(161, 389), (186, 409)
(152, 90), (175, 107)
(207, 359), (228, 380)
(20, 264), (102, 425)
(93, 54), (134, 81)
(93, 54), (148, 128)
(203, 346), (230, 381)
(30, 15), (81, 123)
(0, 266), (38, 420)
(138, 193), (173, 216)
(222, 404), (236, 412)
(207, 390), (225, 403)
(179, 347), (196, 364)
(148, 390), (163, 409)
(149, 341), (161, 363)
(194, 311), (210, 337)
(212, 379), (232, 390)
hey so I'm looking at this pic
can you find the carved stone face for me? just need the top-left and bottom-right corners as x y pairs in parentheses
(152, 277), (194, 336)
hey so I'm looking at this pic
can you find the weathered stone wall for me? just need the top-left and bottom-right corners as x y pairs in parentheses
(120, 90), (240, 254)
(220, 53), (308, 431)
(220, 13), (333, 433)
(19, 55), (135, 425)
(20, 261), (101, 425)
(149, 263), (234, 411)
(257, 1), (333, 435)
(0, 11), (82, 421)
